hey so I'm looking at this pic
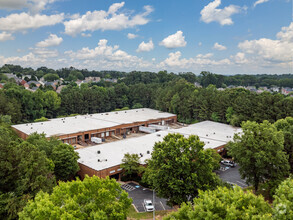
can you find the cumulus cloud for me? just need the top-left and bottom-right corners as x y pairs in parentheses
(213, 42), (227, 50)
(238, 22), (293, 64)
(0, 0), (56, 14)
(0, 32), (15, 41)
(136, 40), (154, 52)
(36, 34), (63, 47)
(200, 0), (242, 26)
(81, 33), (92, 38)
(64, 2), (154, 36)
(230, 52), (249, 64)
(64, 39), (152, 70)
(158, 51), (230, 70)
(253, 0), (269, 8)
(0, 12), (64, 32)
(127, 33), (138, 39)
(31, 47), (59, 58)
(159, 31), (187, 49)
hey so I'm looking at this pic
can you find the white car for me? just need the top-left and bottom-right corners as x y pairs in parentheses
(221, 160), (236, 167)
(144, 199), (154, 212)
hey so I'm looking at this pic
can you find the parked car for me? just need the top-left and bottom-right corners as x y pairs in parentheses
(221, 160), (236, 167)
(144, 199), (154, 212)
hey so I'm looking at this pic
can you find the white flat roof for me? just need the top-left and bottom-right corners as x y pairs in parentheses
(12, 108), (176, 137)
(76, 121), (241, 172)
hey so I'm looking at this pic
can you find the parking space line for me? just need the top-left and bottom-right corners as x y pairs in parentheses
(236, 181), (247, 187)
(132, 204), (139, 213)
(160, 201), (165, 210)
(142, 203), (146, 212)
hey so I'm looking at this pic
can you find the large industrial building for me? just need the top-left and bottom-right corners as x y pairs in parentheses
(76, 121), (242, 180)
(12, 108), (177, 144)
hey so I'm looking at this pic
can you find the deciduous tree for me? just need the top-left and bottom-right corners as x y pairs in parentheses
(228, 120), (290, 191)
(164, 187), (272, 220)
(19, 176), (132, 220)
(143, 133), (221, 205)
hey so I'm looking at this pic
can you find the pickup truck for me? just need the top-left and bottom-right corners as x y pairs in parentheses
(144, 199), (154, 212)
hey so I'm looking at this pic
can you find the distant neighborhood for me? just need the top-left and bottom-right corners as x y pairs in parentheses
(0, 73), (118, 93)
(1, 72), (293, 96)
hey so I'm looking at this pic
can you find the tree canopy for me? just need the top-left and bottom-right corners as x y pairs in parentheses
(164, 186), (273, 220)
(228, 120), (290, 191)
(273, 177), (293, 219)
(19, 176), (132, 220)
(143, 133), (221, 205)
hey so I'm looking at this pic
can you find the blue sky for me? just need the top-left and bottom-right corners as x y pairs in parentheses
(0, 0), (292, 74)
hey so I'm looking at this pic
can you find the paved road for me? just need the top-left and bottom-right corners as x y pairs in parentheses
(121, 182), (172, 213)
(217, 164), (249, 188)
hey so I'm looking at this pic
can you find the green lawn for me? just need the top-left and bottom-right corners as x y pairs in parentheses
(127, 205), (171, 220)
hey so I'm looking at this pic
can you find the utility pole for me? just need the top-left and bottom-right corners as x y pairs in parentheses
(153, 188), (155, 220)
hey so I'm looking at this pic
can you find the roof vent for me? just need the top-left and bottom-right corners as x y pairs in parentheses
(140, 153), (143, 157)
(98, 159), (100, 162)
(106, 113), (108, 115)
(206, 134), (208, 136)
(63, 121), (65, 123)
(115, 112), (118, 114)
(157, 134), (161, 137)
(97, 150), (100, 154)
(41, 123), (43, 125)
(147, 151), (150, 154)
(31, 127), (33, 129)
(136, 110), (138, 112)
(75, 116), (77, 119)
(207, 141), (210, 144)
(26, 124), (28, 126)
(125, 111), (127, 113)
(213, 132), (215, 134)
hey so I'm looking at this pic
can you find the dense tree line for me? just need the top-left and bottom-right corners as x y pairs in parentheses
(1, 78), (293, 125)
(0, 123), (79, 219)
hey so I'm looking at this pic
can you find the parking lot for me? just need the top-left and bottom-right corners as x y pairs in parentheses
(217, 164), (248, 188)
(121, 182), (172, 213)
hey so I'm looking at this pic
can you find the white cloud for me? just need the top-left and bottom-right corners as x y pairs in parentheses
(64, 2), (154, 36)
(159, 31), (187, 49)
(213, 42), (227, 50)
(0, 32), (15, 41)
(36, 34), (63, 47)
(253, 0), (269, 8)
(0, 12), (64, 32)
(64, 39), (152, 70)
(238, 22), (293, 64)
(230, 52), (249, 64)
(200, 0), (241, 26)
(81, 33), (92, 38)
(127, 33), (138, 39)
(0, 0), (56, 14)
(31, 47), (59, 58)
(136, 39), (154, 52)
(158, 51), (230, 70)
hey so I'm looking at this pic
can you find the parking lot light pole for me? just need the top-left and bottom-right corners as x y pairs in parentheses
(153, 188), (155, 220)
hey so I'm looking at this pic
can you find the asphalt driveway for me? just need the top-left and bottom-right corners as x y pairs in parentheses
(217, 164), (249, 188)
(121, 182), (173, 213)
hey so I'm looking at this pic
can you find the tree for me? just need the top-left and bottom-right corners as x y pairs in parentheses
(26, 133), (79, 181)
(164, 187), (272, 220)
(43, 73), (59, 82)
(51, 143), (80, 181)
(19, 176), (132, 220)
(34, 116), (48, 122)
(120, 153), (143, 180)
(228, 120), (290, 191)
(0, 139), (55, 219)
(143, 133), (221, 205)
(274, 117), (293, 172)
(205, 148), (222, 170)
(273, 177), (293, 219)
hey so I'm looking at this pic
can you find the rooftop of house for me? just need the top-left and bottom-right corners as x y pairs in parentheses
(12, 108), (176, 137)
(76, 120), (242, 171)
